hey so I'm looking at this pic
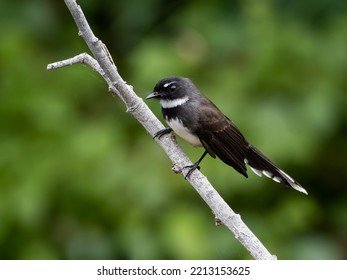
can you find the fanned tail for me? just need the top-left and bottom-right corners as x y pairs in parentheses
(245, 145), (308, 195)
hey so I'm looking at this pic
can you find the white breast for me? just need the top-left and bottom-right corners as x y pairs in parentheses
(166, 117), (202, 147)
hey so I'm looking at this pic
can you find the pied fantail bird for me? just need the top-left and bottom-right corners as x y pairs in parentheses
(146, 76), (307, 195)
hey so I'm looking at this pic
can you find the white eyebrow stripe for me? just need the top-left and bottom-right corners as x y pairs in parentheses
(163, 81), (176, 88)
(160, 96), (189, 108)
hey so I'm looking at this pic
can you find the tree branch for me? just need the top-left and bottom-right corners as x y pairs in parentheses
(47, 53), (102, 75)
(48, 0), (276, 260)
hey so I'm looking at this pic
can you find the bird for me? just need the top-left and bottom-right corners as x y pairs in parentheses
(146, 76), (307, 195)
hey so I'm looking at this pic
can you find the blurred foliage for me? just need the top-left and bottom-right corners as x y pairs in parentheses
(0, 0), (347, 260)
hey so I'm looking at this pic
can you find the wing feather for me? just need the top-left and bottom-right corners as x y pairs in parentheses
(195, 97), (249, 177)
(192, 94), (307, 194)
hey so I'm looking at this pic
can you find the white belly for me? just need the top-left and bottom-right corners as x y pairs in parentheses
(166, 117), (202, 147)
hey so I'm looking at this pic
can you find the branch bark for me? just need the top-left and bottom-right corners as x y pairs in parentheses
(47, 0), (277, 260)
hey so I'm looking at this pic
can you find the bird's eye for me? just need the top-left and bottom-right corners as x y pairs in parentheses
(163, 81), (177, 93)
(169, 84), (176, 92)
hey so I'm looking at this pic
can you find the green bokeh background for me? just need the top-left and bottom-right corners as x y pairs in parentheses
(1, 0), (346, 259)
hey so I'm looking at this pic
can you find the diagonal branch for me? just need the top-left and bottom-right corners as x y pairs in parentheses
(47, 0), (277, 260)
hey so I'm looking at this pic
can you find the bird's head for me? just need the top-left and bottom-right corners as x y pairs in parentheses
(146, 76), (195, 102)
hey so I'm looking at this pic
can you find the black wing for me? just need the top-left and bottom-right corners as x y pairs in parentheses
(195, 97), (249, 177)
(195, 96), (307, 194)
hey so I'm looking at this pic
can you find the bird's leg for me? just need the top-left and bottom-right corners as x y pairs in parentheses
(184, 150), (208, 179)
(153, 127), (173, 139)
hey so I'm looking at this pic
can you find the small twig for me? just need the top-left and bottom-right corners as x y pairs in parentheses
(47, 53), (96, 70)
(47, 0), (277, 260)
(47, 53), (114, 85)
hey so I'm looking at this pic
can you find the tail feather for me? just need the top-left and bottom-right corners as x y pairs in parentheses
(245, 145), (308, 195)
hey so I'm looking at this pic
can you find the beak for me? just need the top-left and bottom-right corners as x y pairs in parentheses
(146, 91), (160, 100)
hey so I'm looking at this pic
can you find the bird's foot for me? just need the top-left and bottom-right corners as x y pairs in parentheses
(153, 127), (173, 139)
(183, 162), (201, 179)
